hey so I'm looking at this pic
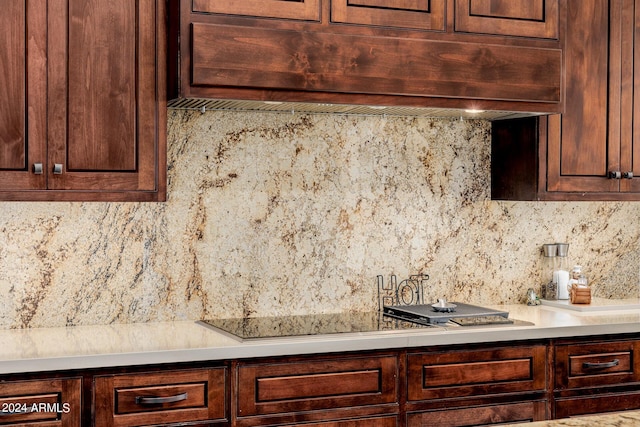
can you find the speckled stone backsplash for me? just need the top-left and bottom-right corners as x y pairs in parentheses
(0, 110), (639, 328)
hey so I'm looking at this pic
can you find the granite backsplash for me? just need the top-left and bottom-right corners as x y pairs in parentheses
(0, 110), (638, 328)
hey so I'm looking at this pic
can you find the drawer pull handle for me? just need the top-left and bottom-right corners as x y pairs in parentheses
(583, 359), (620, 369)
(0, 407), (36, 416)
(135, 392), (188, 406)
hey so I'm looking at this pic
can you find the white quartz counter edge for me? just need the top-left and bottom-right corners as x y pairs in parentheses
(3, 304), (640, 375)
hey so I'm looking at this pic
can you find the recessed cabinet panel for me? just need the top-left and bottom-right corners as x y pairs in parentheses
(0, 0), (26, 170)
(67, 0), (136, 172)
(331, 0), (446, 31)
(192, 0), (321, 21)
(455, 0), (559, 39)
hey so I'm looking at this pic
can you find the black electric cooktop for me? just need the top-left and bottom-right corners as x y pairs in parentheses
(200, 311), (435, 340)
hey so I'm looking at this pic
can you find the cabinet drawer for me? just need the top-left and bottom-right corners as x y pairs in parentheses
(280, 415), (398, 427)
(407, 401), (547, 427)
(555, 391), (640, 418)
(0, 377), (81, 427)
(94, 368), (226, 427)
(555, 341), (640, 390)
(407, 346), (547, 401)
(236, 355), (398, 417)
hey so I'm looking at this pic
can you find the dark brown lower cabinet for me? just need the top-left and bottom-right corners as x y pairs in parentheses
(8, 336), (640, 426)
(554, 337), (640, 418)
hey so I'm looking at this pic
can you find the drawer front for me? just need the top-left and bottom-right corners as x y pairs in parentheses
(407, 346), (547, 401)
(237, 355), (398, 417)
(94, 368), (226, 427)
(555, 341), (640, 390)
(555, 391), (640, 418)
(331, 0), (446, 31)
(0, 378), (81, 427)
(407, 401), (547, 427)
(280, 415), (398, 427)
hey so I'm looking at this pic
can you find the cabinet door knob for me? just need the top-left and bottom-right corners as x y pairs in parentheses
(608, 171), (622, 179)
(53, 164), (63, 175)
(32, 163), (43, 175)
(623, 171), (634, 179)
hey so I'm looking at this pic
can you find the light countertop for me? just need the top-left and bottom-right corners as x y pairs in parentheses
(3, 304), (640, 375)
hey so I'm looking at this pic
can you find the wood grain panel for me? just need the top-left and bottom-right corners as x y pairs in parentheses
(407, 346), (547, 401)
(469, 0), (544, 20)
(331, 0), (445, 30)
(455, 0), (559, 39)
(257, 370), (381, 402)
(0, 378), (81, 427)
(0, 0), (26, 170)
(192, 24), (561, 103)
(423, 358), (533, 388)
(94, 368), (226, 427)
(237, 355), (398, 417)
(407, 401), (547, 427)
(192, 0), (320, 21)
(555, 340), (640, 390)
(67, 0), (136, 171)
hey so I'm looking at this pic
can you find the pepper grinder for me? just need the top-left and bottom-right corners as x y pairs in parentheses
(542, 244), (558, 300)
(554, 243), (570, 300)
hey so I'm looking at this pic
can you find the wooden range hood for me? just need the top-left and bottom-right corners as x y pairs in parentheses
(167, 0), (565, 120)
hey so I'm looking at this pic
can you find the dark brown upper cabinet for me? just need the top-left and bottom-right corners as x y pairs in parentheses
(168, 0), (564, 116)
(0, 0), (166, 202)
(492, 0), (640, 201)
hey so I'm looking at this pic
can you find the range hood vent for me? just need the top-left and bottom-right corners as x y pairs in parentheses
(167, 98), (545, 121)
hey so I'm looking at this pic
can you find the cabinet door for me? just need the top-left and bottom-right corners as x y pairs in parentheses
(0, 0), (46, 191)
(623, 0), (640, 192)
(545, 0), (620, 193)
(192, 0), (320, 21)
(47, 0), (164, 196)
(454, 0), (559, 39)
(331, 0), (446, 31)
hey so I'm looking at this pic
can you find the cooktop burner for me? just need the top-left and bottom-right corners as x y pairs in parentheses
(200, 311), (435, 340)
